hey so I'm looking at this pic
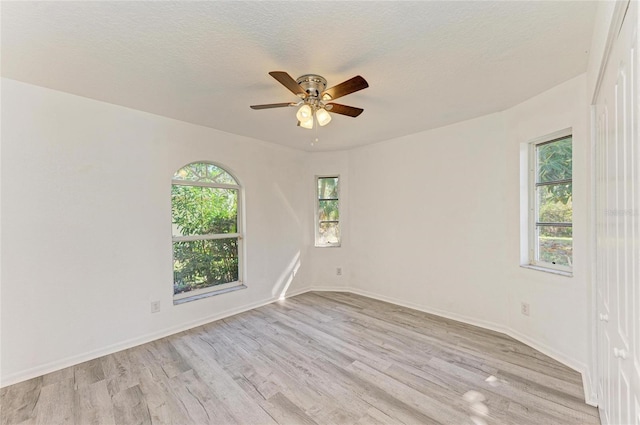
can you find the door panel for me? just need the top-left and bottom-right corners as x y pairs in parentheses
(594, 2), (639, 424)
(621, 365), (631, 425)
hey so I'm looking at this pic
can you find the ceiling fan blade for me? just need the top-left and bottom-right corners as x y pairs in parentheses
(269, 71), (307, 98)
(250, 102), (296, 110)
(321, 76), (368, 101)
(325, 103), (364, 117)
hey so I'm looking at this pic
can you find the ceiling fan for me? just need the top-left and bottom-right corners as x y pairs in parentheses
(250, 71), (369, 129)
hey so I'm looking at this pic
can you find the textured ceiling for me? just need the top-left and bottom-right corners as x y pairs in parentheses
(1, 1), (596, 151)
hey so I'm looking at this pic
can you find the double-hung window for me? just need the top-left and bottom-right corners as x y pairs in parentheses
(316, 176), (340, 247)
(171, 162), (244, 303)
(529, 133), (573, 272)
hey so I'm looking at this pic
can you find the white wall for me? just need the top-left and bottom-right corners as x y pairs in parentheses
(503, 74), (590, 371)
(306, 151), (351, 290)
(347, 112), (510, 328)
(343, 75), (592, 391)
(1, 73), (595, 397)
(0, 78), (311, 385)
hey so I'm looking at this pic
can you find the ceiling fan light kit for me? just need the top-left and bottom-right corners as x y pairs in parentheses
(295, 104), (313, 122)
(250, 71), (368, 130)
(299, 117), (314, 129)
(315, 108), (332, 126)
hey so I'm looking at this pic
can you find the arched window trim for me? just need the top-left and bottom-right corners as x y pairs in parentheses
(172, 161), (242, 186)
(171, 161), (245, 304)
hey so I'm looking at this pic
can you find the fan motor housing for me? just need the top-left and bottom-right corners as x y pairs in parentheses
(296, 74), (327, 98)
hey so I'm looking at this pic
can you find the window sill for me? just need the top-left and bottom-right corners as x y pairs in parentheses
(173, 284), (247, 305)
(520, 264), (572, 277)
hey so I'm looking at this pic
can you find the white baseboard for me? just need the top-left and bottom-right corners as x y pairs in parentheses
(0, 288), (315, 388)
(301, 285), (351, 293)
(2, 283), (597, 408)
(291, 286), (596, 407)
(581, 369), (598, 407)
(506, 327), (595, 406)
(346, 287), (511, 336)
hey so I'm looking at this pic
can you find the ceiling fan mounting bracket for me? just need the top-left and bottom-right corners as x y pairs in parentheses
(296, 74), (327, 99)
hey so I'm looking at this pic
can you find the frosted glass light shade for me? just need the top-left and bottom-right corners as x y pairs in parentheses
(300, 116), (314, 129)
(316, 108), (332, 126)
(296, 104), (313, 122)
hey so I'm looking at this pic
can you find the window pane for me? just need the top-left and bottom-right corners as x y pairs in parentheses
(173, 238), (239, 295)
(172, 185), (237, 236)
(173, 163), (238, 185)
(537, 184), (572, 223)
(318, 222), (340, 245)
(537, 137), (572, 183)
(207, 164), (237, 184)
(318, 177), (338, 199)
(537, 226), (572, 266)
(319, 200), (339, 221)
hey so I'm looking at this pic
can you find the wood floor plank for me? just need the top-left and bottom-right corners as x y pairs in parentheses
(310, 292), (582, 385)
(347, 360), (471, 424)
(171, 334), (277, 425)
(111, 385), (151, 425)
(127, 348), (191, 425)
(429, 356), (599, 424)
(0, 291), (600, 425)
(0, 378), (41, 425)
(40, 368), (73, 388)
(73, 380), (115, 425)
(73, 359), (105, 389)
(33, 378), (74, 425)
(355, 407), (404, 425)
(101, 350), (138, 398)
(259, 392), (318, 425)
(260, 303), (394, 371)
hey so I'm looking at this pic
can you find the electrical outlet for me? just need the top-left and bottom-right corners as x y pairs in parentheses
(336, 267), (342, 276)
(521, 302), (530, 316)
(150, 300), (161, 313)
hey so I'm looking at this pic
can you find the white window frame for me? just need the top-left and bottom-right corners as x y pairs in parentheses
(315, 175), (341, 248)
(171, 162), (245, 304)
(527, 129), (573, 274)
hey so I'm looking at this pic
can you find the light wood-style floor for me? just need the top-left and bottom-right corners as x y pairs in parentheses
(1, 291), (600, 425)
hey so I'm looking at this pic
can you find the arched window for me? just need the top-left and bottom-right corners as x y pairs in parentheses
(171, 162), (244, 302)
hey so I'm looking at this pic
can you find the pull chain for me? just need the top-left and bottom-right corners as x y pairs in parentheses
(312, 114), (319, 146)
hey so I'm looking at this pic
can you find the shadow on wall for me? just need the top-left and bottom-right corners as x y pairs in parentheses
(274, 182), (302, 227)
(271, 251), (302, 300)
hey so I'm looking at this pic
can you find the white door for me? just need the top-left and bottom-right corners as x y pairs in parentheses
(595, 99), (613, 424)
(594, 1), (639, 425)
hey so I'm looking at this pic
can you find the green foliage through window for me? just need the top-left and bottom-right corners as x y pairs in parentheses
(172, 163), (241, 296)
(534, 135), (572, 268)
(316, 176), (340, 246)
